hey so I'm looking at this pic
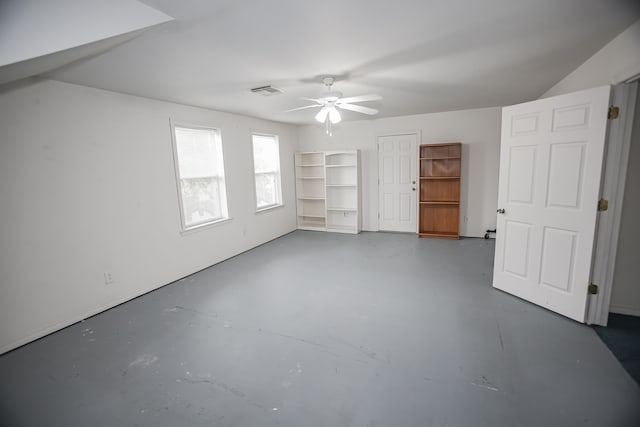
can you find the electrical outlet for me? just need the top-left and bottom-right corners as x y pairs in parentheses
(104, 272), (114, 285)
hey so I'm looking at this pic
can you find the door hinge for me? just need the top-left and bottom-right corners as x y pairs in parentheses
(598, 199), (609, 211)
(588, 283), (599, 295)
(608, 106), (620, 120)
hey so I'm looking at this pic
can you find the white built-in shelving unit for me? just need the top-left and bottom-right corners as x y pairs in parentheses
(295, 150), (361, 234)
(295, 152), (327, 231)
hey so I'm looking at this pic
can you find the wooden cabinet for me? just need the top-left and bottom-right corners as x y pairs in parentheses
(418, 143), (461, 239)
(295, 150), (361, 234)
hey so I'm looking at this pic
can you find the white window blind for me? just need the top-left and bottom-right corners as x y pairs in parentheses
(172, 125), (228, 229)
(252, 133), (282, 210)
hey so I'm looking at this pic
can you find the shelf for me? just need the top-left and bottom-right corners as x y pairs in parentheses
(327, 207), (357, 212)
(325, 164), (356, 168)
(420, 176), (460, 180)
(298, 224), (326, 231)
(419, 231), (459, 239)
(298, 163), (324, 167)
(326, 224), (358, 233)
(297, 196), (325, 200)
(420, 157), (461, 160)
(298, 176), (324, 180)
(420, 201), (459, 205)
(326, 184), (356, 187)
(298, 214), (325, 218)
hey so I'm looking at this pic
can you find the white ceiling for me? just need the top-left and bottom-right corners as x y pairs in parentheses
(8, 0), (640, 124)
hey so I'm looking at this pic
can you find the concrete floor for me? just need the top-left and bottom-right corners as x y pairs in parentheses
(1, 231), (639, 427)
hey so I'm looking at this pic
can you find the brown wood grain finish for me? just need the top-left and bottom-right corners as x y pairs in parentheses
(420, 179), (459, 202)
(418, 143), (461, 239)
(419, 205), (460, 235)
(420, 159), (461, 177)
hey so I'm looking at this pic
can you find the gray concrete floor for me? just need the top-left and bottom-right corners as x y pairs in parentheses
(1, 231), (639, 427)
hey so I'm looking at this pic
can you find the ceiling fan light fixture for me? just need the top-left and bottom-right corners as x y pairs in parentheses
(315, 107), (329, 123)
(328, 106), (341, 124)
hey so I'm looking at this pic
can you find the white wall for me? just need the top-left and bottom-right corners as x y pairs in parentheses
(297, 108), (502, 237)
(543, 19), (640, 97)
(0, 0), (172, 67)
(0, 79), (298, 353)
(610, 89), (640, 316)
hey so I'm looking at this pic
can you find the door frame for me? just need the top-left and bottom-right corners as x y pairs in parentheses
(376, 130), (421, 232)
(588, 81), (638, 325)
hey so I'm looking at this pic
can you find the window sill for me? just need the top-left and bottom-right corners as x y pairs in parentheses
(180, 217), (233, 235)
(255, 204), (284, 215)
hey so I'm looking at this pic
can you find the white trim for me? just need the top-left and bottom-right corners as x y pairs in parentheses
(169, 119), (231, 233)
(250, 132), (283, 212)
(255, 204), (285, 214)
(587, 82), (638, 326)
(169, 118), (187, 230)
(614, 60), (640, 85)
(179, 217), (233, 235)
(376, 130), (422, 138)
(375, 130), (421, 233)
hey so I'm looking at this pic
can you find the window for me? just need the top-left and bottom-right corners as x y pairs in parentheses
(252, 133), (282, 210)
(172, 124), (228, 230)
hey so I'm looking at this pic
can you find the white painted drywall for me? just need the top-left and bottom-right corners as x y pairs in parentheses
(0, 79), (298, 353)
(297, 108), (502, 237)
(610, 90), (640, 316)
(0, 0), (172, 67)
(543, 19), (640, 97)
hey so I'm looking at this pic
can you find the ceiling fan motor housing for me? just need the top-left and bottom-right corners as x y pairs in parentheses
(320, 91), (342, 103)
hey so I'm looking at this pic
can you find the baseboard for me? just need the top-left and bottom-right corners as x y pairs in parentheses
(609, 305), (640, 317)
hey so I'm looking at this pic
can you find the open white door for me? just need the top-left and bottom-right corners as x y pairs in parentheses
(493, 86), (611, 323)
(378, 133), (418, 232)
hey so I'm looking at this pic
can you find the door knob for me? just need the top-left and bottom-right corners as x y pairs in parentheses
(497, 208), (505, 214)
(412, 187), (416, 191)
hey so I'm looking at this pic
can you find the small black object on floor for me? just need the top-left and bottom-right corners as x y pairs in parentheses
(593, 313), (640, 385)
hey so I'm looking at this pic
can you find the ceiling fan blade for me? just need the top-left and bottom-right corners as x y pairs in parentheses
(338, 103), (379, 115)
(337, 94), (382, 104)
(285, 104), (321, 112)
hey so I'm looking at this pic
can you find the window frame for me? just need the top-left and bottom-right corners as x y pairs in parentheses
(251, 132), (283, 212)
(170, 120), (231, 232)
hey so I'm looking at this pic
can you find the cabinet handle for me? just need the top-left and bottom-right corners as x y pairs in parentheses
(497, 208), (505, 214)
(412, 188), (416, 191)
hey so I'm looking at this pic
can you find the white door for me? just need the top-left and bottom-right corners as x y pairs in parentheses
(493, 86), (611, 322)
(378, 133), (417, 232)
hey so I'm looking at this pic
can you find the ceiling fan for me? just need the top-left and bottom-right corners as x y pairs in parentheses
(287, 77), (382, 135)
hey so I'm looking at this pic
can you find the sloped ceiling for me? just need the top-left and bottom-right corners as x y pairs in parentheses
(2, 0), (640, 124)
(0, 0), (173, 84)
